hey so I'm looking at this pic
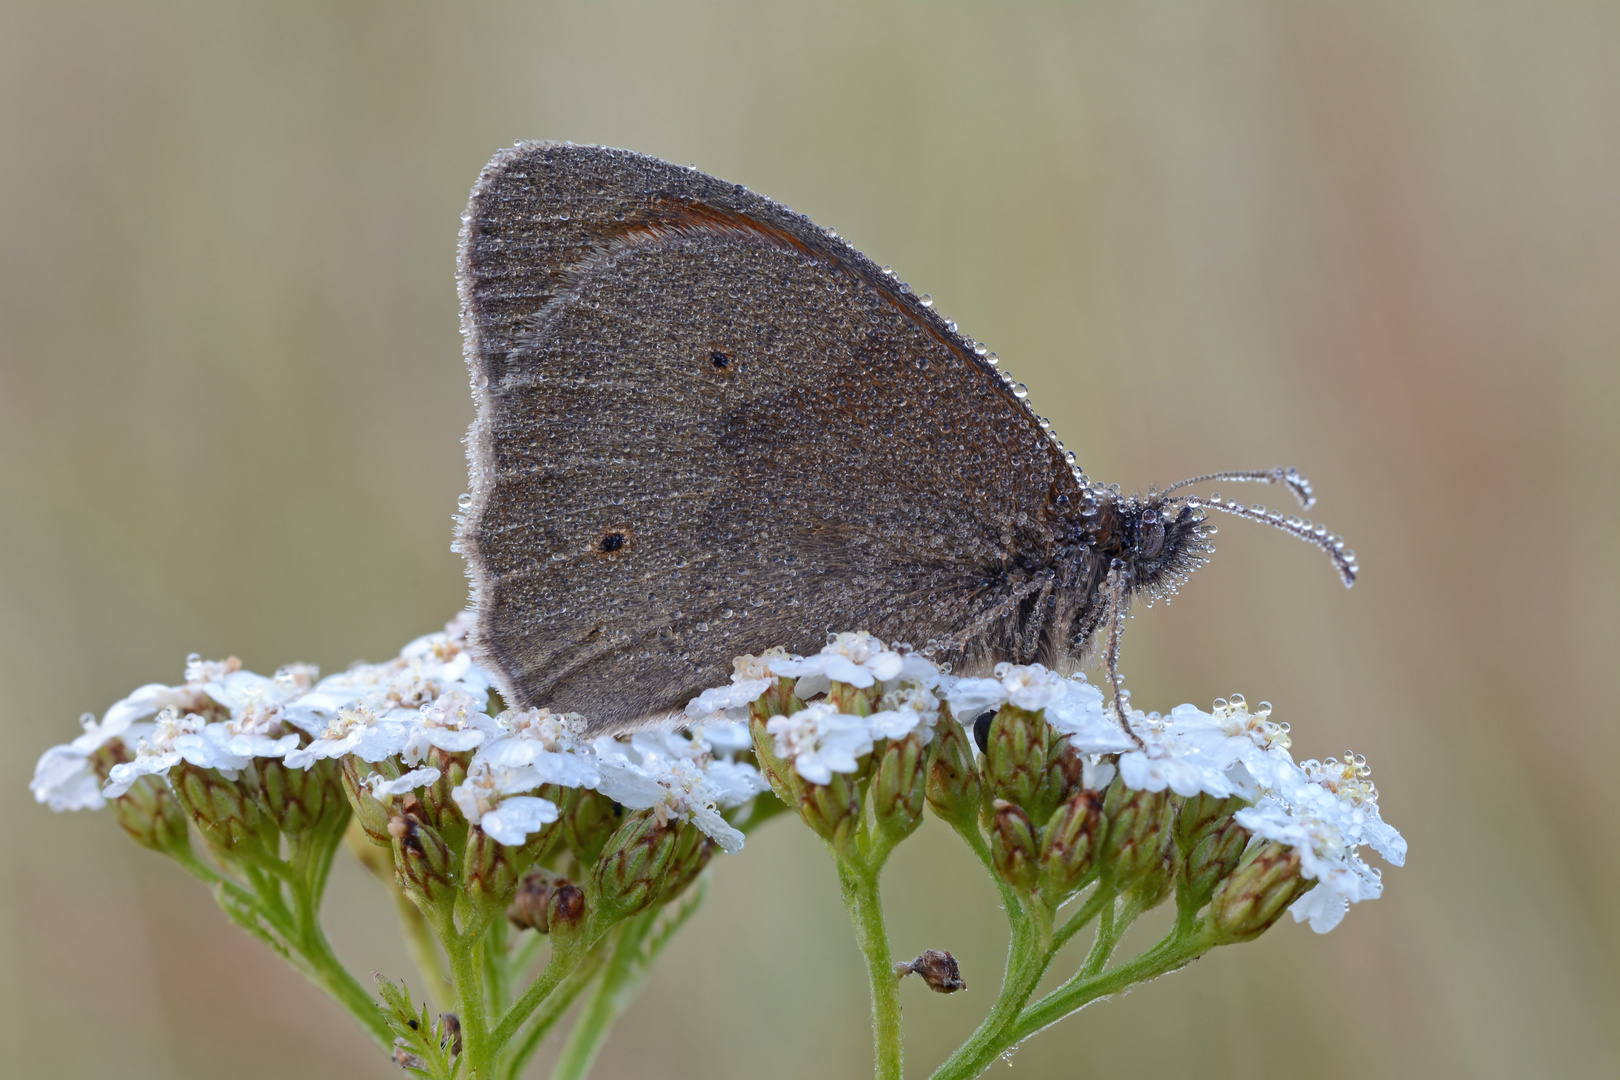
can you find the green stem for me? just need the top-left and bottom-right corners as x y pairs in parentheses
(491, 926), (603, 1050)
(1052, 887), (1110, 952)
(927, 900), (1052, 1080)
(444, 914), (495, 1077)
(550, 915), (655, 1080)
(291, 886), (393, 1048)
(1007, 926), (1214, 1046)
(840, 858), (903, 1080)
(500, 951), (607, 1080)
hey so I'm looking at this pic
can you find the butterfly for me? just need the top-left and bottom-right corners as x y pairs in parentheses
(454, 143), (1354, 735)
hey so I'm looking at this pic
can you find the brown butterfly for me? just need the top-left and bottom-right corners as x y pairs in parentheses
(454, 143), (1354, 735)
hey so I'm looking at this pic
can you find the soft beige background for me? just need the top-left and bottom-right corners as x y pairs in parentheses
(3, 3), (1616, 1077)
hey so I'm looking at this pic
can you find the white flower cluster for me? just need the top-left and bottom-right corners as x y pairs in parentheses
(31, 614), (769, 854)
(684, 632), (946, 786)
(685, 636), (1406, 935)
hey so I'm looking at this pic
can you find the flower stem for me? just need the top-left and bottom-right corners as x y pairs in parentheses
(839, 858), (903, 1080)
(550, 914), (653, 1080)
(443, 913), (495, 1077)
(500, 951), (607, 1080)
(1007, 925), (1215, 1045)
(927, 900), (1052, 1080)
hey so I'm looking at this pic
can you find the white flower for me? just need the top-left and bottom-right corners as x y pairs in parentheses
(765, 702), (873, 784)
(364, 767), (442, 798)
(1044, 678), (1134, 753)
(474, 708), (600, 789)
(30, 684), (183, 811)
(283, 703), (412, 769)
(400, 690), (490, 766)
(768, 631), (936, 698)
(102, 707), (256, 797)
(866, 686), (942, 743)
(595, 754), (765, 854)
(1235, 753), (1405, 934)
(685, 650), (788, 720)
(944, 663), (1075, 722)
(1112, 713), (1237, 799)
(451, 759), (559, 845)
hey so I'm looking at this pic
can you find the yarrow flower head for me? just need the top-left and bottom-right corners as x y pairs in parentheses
(765, 702), (874, 785)
(767, 631), (937, 698)
(451, 759), (561, 847)
(1235, 752), (1406, 933)
(594, 735), (769, 854)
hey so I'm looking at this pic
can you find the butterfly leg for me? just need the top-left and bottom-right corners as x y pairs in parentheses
(1103, 559), (1143, 746)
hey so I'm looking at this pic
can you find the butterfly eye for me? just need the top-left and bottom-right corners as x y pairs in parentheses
(971, 710), (996, 753)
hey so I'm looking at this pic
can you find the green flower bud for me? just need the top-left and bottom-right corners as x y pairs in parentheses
(172, 761), (270, 855)
(797, 772), (863, 857)
(1208, 840), (1310, 944)
(1174, 792), (1247, 852)
(423, 746), (471, 835)
(926, 711), (983, 833)
(982, 705), (1050, 813)
(1038, 790), (1103, 900)
(1100, 779), (1172, 891)
(464, 825), (524, 912)
(112, 774), (191, 856)
(1179, 815), (1252, 915)
(656, 824), (716, 906)
(872, 731), (928, 845)
(590, 808), (679, 921)
(989, 799), (1040, 894)
(1037, 739), (1089, 817)
(565, 788), (624, 867)
(339, 758), (394, 846)
(258, 756), (339, 837)
(389, 813), (457, 910)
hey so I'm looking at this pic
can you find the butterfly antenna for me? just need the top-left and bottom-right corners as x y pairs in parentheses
(1171, 493), (1358, 587)
(1157, 467), (1316, 510)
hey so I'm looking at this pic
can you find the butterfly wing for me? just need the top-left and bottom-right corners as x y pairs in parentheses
(458, 143), (1082, 732)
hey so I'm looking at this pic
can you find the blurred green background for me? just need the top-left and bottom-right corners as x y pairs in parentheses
(3, 3), (1616, 1077)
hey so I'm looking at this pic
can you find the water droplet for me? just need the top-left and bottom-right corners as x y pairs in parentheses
(1012, 383), (1029, 399)
(457, 493), (473, 509)
(987, 352), (999, 366)
(919, 294), (934, 308)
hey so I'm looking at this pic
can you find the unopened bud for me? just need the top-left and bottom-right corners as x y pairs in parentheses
(895, 949), (966, 993)
(112, 774), (191, 855)
(926, 712), (983, 832)
(565, 788), (624, 866)
(1100, 780), (1172, 890)
(258, 756), (337, 837)
(1179, 815), (1252, 914)
(797, 772), (863, 857)
(982, 706), (1050, 813)
(1038, 740), (1089, 816)
(464, 826), (524, 911)
(1175, 792), (1246, 852)
(990, 799), (1039, 894)
(390, 814), (457, 909)
(1208, 840), (1309, 943)
(172, 761), (267, 854)
(1038, 790), (1103, 899)
(872, 732), (928, 844)
(827, 679), (876, 717)
(422, 746), (470, 832)
(658, 825), (716, 906)
(340, 759), (394, 846)
(591, 808), (679, 921)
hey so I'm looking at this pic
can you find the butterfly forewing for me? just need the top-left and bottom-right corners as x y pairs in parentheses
(458, 143), (1078, 731)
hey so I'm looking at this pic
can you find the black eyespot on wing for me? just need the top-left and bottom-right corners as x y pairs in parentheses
(600, 532), (626, 552)
(710, 350), (731, 369)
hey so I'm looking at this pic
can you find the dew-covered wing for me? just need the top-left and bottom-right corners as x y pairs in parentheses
(457, 143), (1078, 731)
